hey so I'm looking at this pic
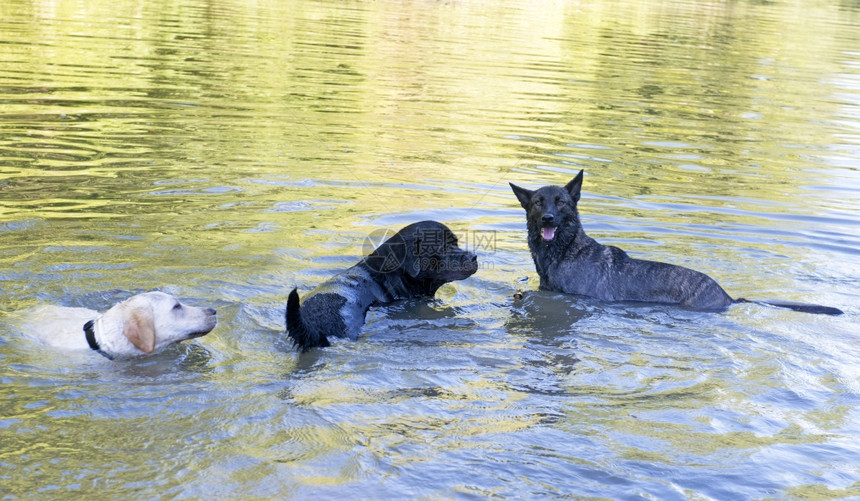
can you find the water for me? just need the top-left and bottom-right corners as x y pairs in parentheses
(2, 0), (859, 498)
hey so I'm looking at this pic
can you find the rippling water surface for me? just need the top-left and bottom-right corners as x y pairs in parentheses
(2, 0), (859, 498)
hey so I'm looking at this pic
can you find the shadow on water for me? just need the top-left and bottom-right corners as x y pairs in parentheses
(497, 291), (585, 397)
(507, 290), (590, 341)
(123, 343), (215, 378)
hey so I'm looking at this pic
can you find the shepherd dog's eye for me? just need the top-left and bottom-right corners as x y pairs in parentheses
(557, 198), (566, 206)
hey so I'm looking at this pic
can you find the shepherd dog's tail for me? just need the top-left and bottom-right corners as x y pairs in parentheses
(286, 288), (331, 352)
(735, 298), (843, 316)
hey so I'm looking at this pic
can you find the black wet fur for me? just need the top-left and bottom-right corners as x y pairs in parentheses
(286, 220), (479, 351)
(510, 171), (842, 316)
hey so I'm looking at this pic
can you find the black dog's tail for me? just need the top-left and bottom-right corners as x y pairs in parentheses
(735, 298), (843, 316)
(286, 288), (331, 352)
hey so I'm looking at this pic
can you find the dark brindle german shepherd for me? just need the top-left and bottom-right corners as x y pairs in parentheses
(510, 171), (842, 315)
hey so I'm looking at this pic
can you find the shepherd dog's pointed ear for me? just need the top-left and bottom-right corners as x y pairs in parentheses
(565, 170), (584, 204)
(509, 183), (534, 210)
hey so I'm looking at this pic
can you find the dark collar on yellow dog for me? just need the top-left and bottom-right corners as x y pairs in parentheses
(83, 319), (114, 360)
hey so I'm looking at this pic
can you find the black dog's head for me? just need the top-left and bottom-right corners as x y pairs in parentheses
(510, 170), (584, 248)
(362, 220), (478, 297)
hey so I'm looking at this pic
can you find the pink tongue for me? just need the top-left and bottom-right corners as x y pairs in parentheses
(541, 227), (556, 241)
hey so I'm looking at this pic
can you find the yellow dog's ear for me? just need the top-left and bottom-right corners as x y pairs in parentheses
(122, 304), (156, 353)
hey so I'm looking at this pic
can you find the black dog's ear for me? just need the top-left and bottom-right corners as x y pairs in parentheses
(565, 170), (584, 204)
(403, 241), (420, 278)
(365, 233), (418, 278)
(390, 233), (420, 278)
(509, 183), (534, 210)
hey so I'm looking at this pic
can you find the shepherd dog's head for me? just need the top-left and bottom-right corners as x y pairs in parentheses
(510, 170), (584, 250)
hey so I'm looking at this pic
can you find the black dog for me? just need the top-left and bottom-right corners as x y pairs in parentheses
(286, 220), (479, 351)
(510, 171), (842, 315)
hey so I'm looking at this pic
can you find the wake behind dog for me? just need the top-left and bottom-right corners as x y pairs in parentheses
(510, 171), (842, 316)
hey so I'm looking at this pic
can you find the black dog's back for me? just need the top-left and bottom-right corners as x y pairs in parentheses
(510, 171), (842, 315)
(286, 265), (387, 351)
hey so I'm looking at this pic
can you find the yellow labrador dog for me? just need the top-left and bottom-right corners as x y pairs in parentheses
(20, 291), (217, 360)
